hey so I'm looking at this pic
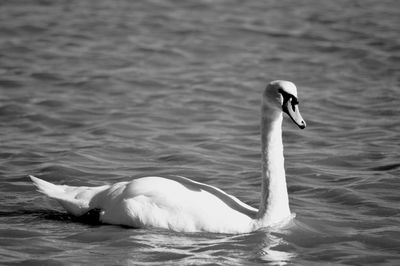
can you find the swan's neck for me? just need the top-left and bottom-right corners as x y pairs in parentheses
(257, 110), (291, 225)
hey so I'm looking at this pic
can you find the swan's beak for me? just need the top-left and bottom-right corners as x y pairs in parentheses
(283, 98), (306, 129)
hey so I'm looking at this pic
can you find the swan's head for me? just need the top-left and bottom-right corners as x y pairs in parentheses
(263, 80), (306, 129)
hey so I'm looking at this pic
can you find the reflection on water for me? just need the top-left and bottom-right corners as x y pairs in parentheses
(259, 233), (296, 266)
(1, 0), (400, 265)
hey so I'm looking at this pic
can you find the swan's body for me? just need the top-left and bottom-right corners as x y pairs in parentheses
(30, 175), (258, 233)
(30, 80), (306, 234)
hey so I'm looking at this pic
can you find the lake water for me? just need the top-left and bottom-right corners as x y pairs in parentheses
(1, 0), (399, 265)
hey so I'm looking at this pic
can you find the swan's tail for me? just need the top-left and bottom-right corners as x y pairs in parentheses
(29, 175), (108, 217)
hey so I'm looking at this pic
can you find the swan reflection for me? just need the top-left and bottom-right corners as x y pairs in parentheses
(258, 228), (296, 266)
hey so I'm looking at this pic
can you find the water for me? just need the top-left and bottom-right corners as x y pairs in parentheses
(1, 0), (399, 265)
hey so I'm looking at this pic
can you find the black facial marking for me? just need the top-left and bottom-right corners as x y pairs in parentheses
(278, 88), (299, 111)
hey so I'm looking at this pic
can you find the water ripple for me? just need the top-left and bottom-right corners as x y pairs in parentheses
(0, 0), (399, 265)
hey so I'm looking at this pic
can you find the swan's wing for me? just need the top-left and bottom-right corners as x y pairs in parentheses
(115, 176), (257, 217)
(170, 175), (258, 217)
(99, 176), (257, 232)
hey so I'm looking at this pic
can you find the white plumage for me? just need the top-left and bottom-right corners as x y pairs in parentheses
(30, 80), (306, 234)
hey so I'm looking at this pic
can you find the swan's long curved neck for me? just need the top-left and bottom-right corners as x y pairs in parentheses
(257, 108), (291, 226)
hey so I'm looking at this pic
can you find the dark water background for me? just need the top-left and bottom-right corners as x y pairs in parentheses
(1, 0), (399, 265)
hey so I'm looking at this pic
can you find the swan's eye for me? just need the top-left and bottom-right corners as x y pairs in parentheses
(291, 96), (299, 105)
(278, 89), (296, 105)
(290, 97), (298, 111)
(279, 89), (299, 113)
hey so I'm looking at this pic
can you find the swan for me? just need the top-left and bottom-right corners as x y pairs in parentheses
(29, 80), (306, 234)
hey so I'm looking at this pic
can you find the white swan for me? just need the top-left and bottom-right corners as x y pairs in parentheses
(29, 80), (306, 234)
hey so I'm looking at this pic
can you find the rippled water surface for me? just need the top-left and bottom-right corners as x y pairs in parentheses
(1, 0), (399, 265)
